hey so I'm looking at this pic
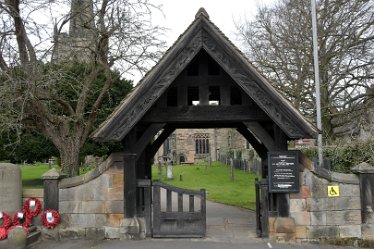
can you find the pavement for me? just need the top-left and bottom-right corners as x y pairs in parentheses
(29, 199), (357, 249)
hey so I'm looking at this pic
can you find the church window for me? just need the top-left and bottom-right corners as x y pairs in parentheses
(195, 134), (210, 154)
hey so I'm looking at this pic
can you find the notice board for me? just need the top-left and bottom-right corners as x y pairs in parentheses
(268, 151), (299, 193)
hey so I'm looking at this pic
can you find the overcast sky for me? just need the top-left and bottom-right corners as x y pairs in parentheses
(151, 0), (275, 47)
(127, 0), (275, 82)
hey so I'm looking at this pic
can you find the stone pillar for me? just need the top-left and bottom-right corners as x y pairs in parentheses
(42, 168), (63, 211)
(352, 163), (374, 222)
(352, 162), (374, 240)
(0, 163), (22, 216)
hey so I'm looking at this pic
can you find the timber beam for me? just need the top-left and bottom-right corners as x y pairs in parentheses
(142, 106), (270, 123)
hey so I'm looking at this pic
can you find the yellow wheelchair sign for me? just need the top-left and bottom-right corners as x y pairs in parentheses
(328, 186), (340, 197)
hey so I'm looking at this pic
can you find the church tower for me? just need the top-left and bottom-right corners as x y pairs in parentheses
(53, 0), (95, 62)
(69, 0), (95, 38)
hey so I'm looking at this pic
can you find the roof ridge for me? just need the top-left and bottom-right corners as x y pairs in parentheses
(195, 7), (210, 19)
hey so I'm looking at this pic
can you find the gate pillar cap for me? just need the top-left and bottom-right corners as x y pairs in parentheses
(42, 168), (64, 180)
(352, 162), (374, 174)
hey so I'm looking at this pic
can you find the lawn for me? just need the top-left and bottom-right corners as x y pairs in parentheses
(152, 161), (259, 210)
(21, 161), (259, 210)
(21, 163), (56, 189)
(21, 163), (91, 189)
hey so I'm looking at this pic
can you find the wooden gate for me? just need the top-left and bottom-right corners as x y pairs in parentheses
(152, 181), (206, 237)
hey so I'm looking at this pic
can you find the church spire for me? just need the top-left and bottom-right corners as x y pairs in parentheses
(69, 0), (95, 37)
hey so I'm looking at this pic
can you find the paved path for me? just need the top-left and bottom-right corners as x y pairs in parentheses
(205, 199), (259, 243)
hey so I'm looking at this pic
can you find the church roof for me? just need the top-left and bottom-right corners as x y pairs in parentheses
(92, 8), (318, 142)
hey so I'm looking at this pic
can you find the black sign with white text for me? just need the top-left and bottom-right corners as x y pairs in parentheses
(268, 151), (299, 193)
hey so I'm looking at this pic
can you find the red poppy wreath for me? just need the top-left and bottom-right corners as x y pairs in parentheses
(12, 211), (32, 227)
(0, 228), (7, 240)
(41, 210), (60, 229)
(0, 211), (11, 229)
(24, 197), (42, 217)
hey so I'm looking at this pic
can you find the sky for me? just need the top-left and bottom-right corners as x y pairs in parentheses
(128, 0), (275, 82)
(151, 0), (275, 47)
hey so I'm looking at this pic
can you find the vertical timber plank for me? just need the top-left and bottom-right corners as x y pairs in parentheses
(153, 184), (161, 233)
(178, 193), (183, 212)
(189, 195), (194, 212)
(143, 180), (152, 237)
(167, 190), (172, 212)
(200, 189), (206, 235)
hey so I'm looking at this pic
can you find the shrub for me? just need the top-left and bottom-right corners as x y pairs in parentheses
(300, 140), (374, 173)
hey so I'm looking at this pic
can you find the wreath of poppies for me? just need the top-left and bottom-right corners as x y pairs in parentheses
(0, 228), (7, 240)
(12, 211), (32, 227)
(7, 225), (29, 235)
(0, 211), (11, 229)
(24, 197), (42, 217)
(41, 209), (60, 229)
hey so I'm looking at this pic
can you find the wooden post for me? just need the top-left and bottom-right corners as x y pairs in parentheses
(260, 179), (269, 238)
(200, 189), (207, 235)
(137, 179), (152, 237)
(255, 178), (261, 237)
(124, 153), (137, 218)
(153, 183), (161, 232)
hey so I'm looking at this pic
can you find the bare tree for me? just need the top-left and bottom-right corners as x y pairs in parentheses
(0, 0), (165, 176)
(236, 0), (374, 142)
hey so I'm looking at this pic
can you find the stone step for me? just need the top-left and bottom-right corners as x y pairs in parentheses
(27, 229), (41, 247)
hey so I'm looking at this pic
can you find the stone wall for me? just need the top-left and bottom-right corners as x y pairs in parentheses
(290, 168), (361, 242)
(57, 153), (124, 239)
(269, 155), (374, 243)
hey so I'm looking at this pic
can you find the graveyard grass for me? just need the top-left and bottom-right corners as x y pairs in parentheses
(152, 161), (259, 210)
(21, 163), (92, 188)
(21, 161), (259, 210)
(21, 163), (53, 188)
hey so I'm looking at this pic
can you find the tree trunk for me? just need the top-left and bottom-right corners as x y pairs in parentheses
(59, 143), (81, 177)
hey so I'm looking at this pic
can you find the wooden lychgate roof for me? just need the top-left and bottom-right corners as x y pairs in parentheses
(92, 8), (317, 142)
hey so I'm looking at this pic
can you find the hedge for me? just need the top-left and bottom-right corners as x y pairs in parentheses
(300, 140), (374, 173)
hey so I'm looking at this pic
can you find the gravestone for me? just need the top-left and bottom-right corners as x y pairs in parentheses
(166, 159), (173, 180)
(0, 163), (22, 216)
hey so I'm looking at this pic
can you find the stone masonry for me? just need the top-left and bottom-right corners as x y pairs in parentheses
(291, 168), (361, 242)
(57, 153), (125, 239)
(156, 128), (247, 164)
(269, 154), (371, 243)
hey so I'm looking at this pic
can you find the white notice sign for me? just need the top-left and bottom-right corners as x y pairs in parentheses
(30, 200), (36, 207)
(0, 212), (3, 219)
(17, 212), (24, 219)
